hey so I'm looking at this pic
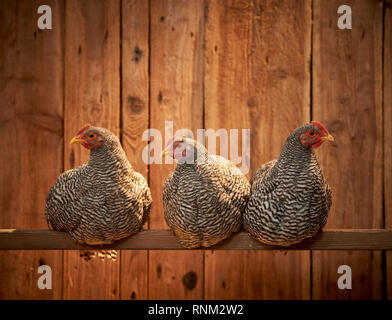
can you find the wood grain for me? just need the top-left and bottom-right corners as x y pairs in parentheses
(0, 0), (64, 299)
(312, 0), (383, 299)
(149, 0), (204, 299)
(63, 0), (121, 300)
(312, 251), (383, 300)
(120, 250), (147, 300)
(205, 250), (309, 299)
(204, 0), (311, 299)
(120, 0), (150, 300)
(2, 229), (392, 250)
(0, 0), (389, 300)
(149, 250), (204, 299)
(0, 250), (63, 300)
(385, 0), (392, 301)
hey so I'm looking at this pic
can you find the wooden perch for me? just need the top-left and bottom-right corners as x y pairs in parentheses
(0, 229), (391, 250)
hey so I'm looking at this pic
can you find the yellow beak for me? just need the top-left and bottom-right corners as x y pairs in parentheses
(161, 150), (167, 157)
(70, 137), (85, 145)
(321, 134), (334, 142)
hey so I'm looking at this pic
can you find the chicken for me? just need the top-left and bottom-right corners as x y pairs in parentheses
(244, 121), (334, 246)
(162, 137), (250, 248)
(45, 125), (152, 260)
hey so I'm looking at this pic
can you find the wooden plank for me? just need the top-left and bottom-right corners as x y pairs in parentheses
(204, 251), (247, 299)
(385, 0), (392, 301)
(205, 250), (310, 299)
(149, 0), (204, 299)
(120, 250), (147, 300)
(204, 0), (311, 299)
(244, 250), (310, 299)
(149, 251), (204, 299)
(312, 251), (383, 299)
(312, 0), (383, 299)
(0, 0), (64, 299)
(2, 229), (392, 250)
(0, 250), (63, 300)
(63, 0), (121, 300)
(120, 0), (150, 300)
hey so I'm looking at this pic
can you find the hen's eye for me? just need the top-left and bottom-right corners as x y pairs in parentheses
(309, 131), (315, 136)
(89, 134), (95, 138)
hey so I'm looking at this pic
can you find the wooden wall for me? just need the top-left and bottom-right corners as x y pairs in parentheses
(0, 0), (390, 299)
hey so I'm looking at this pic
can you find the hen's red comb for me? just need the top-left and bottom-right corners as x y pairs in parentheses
(311, 121), (328, 135)
(76, 124), (91, 136)
(165, 136), (187, 149)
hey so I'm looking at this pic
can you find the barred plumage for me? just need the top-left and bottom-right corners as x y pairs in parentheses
(163, 137), (250, 249)
(45, 125), (152, 260)
(244, 122), (333, 246)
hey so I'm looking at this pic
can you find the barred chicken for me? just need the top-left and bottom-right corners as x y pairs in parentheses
(244, 121), (334, 246)
(45, 125), (152, 260)
(162, 137), (250, 248)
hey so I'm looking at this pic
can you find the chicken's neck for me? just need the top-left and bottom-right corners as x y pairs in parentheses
(275, 137), (318, 177)
(88, 143), (133, 174)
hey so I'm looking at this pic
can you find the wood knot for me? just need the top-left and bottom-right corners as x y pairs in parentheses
(132, 46), (143, 63)
(338, 96), (348, 105)
(182, 271), (197, 291)
(89, 103), (102, 118)
(156, 264), (162, 279)
(127, 96), (144, 114)
(271, 68), (288, 79)
(247, 96), (257, 108)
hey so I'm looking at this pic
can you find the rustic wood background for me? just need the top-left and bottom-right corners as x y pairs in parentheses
(0, 0), (390, 299)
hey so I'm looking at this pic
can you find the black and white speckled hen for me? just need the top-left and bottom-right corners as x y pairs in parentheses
(244, 121), (334, 246)
(45, 125), (152, 260)
(162, 137), (250, 249)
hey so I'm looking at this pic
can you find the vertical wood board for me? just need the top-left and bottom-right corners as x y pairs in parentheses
(204, 0), (311, 299)
(0, 0), (64, 299)
(148, 0), (205, 299)
(63, 0), (121, 300)
(120, 0), (150, 300)
(312, 0), (383, 299)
